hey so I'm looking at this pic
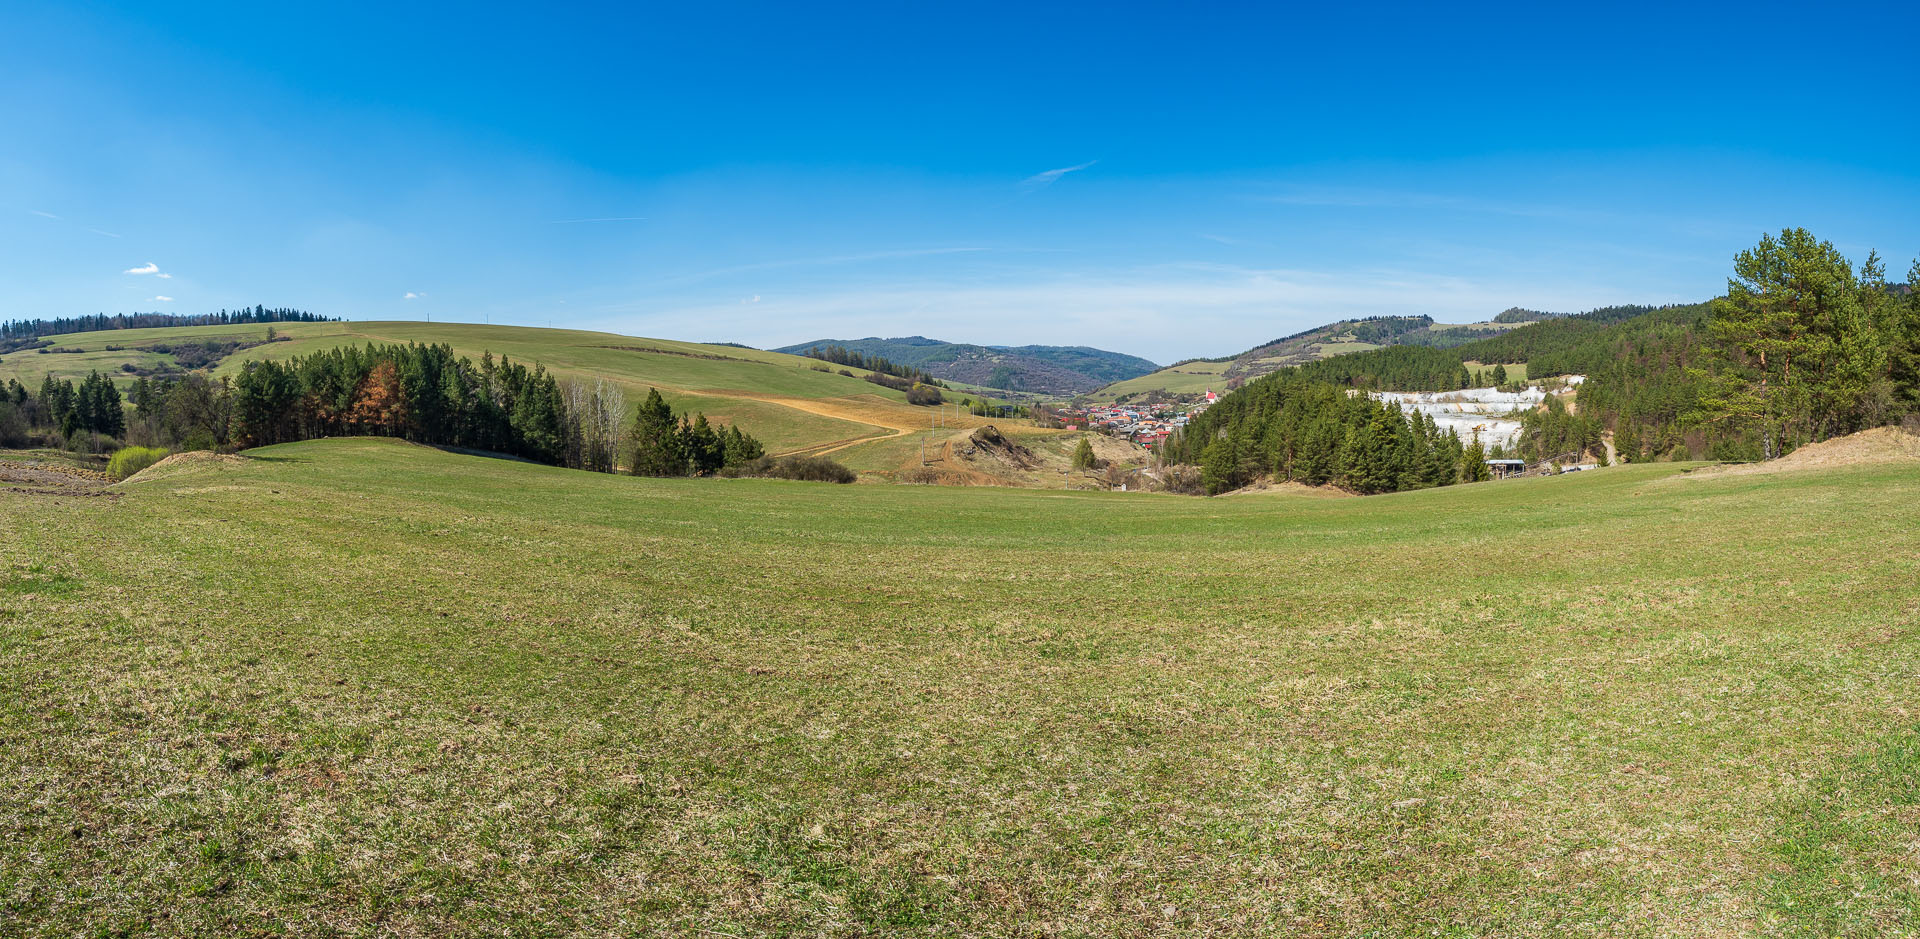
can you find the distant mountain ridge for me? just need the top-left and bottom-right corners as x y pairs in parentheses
(1098, 313), (1528, 399)
(774, 336), (1159, 394)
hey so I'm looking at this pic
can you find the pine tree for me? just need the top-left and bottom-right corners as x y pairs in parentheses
(1694, 228), (1856, 459)
(683, 414), (723, 475)
(90, 371), (124, 439)
(628, 388), (684, 477)
(1895, 258), (1920, 419)
(1201, 438), (1237, 495)
(1462, 437), (1491, 482)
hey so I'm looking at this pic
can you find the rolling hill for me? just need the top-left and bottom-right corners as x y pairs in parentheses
(775, 335), (1159, 395)
(0, 320), (1105, 483)
(0, 319), (1080, 477)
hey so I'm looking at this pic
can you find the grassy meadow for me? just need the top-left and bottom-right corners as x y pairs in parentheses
(1096, 359), (1231, 398)
(5, 439), (1919, 935)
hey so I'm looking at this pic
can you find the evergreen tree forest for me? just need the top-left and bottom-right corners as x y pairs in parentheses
(1164, 374), (1470, 495)
(6, 372), (125, 447)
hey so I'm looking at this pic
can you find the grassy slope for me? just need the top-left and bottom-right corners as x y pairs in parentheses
(5, 439), (1918, 935)
(1464, 360), (1531, 384)
(0, 321), (1006, 458)
(1099, 358), (1231, 397)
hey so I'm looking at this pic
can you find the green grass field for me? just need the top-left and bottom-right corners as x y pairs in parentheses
(6, 438), (1919, 935)
(1465, 360), (1530, 385)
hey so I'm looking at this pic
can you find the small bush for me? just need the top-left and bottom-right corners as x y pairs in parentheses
(1157, 465), (1206, 495)
(719, 455), (856, 484)
(906, 383), (944, 406)
(108, 445), (170, 479)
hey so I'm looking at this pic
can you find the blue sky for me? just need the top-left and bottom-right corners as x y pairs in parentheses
(4, 1), (1916, 362)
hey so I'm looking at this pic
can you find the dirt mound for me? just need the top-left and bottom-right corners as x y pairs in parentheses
(961, 425), (1039, 470)
(1680, 426), (1920, 480)
(124, 450), (250, 482)
(1221, 478), (1356, 498)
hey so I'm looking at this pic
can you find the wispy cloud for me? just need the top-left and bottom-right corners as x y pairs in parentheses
(1254, 186), (1635, 226)
(599, 261), (1650, 362)
(742, 294), (760, 304)
(404, 291), (425, 299)
(124, 262), (161, 275)
(1020, 160), (1097, 192)
(35, 210), (120, 236)
(147, 295), (173, 303)
(660, 247), (990, 287)
(546, 216), (648, 224)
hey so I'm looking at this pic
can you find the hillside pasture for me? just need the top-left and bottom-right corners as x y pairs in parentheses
(1098, 358), (1231, 398)
(5, 439), (1919, 935)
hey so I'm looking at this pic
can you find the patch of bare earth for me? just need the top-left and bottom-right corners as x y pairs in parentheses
(1676, 426), (1920, 480)
(0, 458), (116, 497)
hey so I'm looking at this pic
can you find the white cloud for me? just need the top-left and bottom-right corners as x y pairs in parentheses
(404, 291), (425, 299)
(743, 294), (761, 303)
(147, 295), (173, 303)
(156, 272), (172, 279)
(1020, 160), (1097, 192)
(31, 210), (60, 220)
(124, 262), (160, 275)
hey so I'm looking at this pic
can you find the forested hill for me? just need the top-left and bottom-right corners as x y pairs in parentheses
(1202, 230), (1920, 467)
(774, 336), (1159, 394)
(1097, 312), (1536, 399)
(1, 308), (334, 349)
(1284, 304), (1695, 391)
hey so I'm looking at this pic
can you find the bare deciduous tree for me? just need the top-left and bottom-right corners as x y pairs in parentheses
(563, 378), (626, 473)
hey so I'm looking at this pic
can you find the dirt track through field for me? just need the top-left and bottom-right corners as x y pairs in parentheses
(715, 391), (986, 457)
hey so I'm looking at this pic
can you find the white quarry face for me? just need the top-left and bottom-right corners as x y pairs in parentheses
(1371, 381), (1579, 450)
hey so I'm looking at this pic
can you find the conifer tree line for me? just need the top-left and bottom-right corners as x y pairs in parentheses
(0, 372), (126, 447)
(1288, 346), (1478, 391)
(624, 388), (765, 477)
(1164, 374), (1474, 495)
(0, 306), (333, 346)
(800, 345), (941, 386)
(3, 343), (767, 477)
